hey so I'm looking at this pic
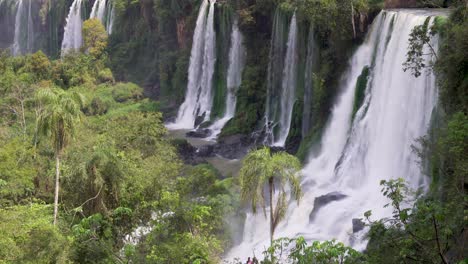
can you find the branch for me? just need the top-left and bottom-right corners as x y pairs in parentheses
(432, 214), (448, 264)
(70, 185), (103, 227)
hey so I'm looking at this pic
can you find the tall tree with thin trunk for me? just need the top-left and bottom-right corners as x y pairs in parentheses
(36, 88), (84, 225)
(239, 147), (302, 246)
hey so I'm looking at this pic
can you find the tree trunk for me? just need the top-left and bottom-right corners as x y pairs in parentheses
(351, 2), (356, 39)
(269, 177), (274, 262)
(53, 154), (60, 225)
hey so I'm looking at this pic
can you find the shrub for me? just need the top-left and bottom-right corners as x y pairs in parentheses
(111, 82), (143, 102)
(84, 97), (110, 116)
(98, 68), (114, 84)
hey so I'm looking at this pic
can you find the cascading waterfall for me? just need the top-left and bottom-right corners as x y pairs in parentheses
(13, 0), (34, 56)
(208, 20), (246, 139)
(228, 9), (440, 258)
(106, 1), (115, 34)
(302, 26), (319, 137)
(275, 12), (298, 146)
(169, 0), (217, 129)
(90, 0), (114, 33)
(264, 9), (288, 145)
(90, 0), (107, 23)
(61, 0), (84, 54)
(264, 12), (298, 147)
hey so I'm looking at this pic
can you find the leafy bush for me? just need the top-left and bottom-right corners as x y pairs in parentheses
(111, 82), (143, 102)
(98, 68), (114, 84)
(84, 97), (110, 116)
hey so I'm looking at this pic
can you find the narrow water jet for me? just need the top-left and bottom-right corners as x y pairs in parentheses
(61, 0), (84, 54)
(91, 0), (114, 33)
(302, 25), (319, 137)
(208, 19), (246, 139)
(90, 0), (107, 23)
(264, 9), (288, 145)
(264, 11), (298, 147)
(13, 0), (34, 56)
(274, 12), (298, 146)
(169, 0), (217, 129)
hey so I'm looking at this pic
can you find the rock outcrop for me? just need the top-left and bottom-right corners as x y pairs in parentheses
(385, 0), (418, 8)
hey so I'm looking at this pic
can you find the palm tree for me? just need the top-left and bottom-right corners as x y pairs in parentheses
(239, 147), (302, 245)
(36, 88), (84, 225)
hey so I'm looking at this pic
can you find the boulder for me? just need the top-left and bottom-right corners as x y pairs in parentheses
(197, 145), (215, 157)
(194, 112), (206, 127)
(352, 218), (365, 233)
(309, 192), (347, 222)
(186, 128), (212, 138)
(215, 134), (252, 159)
(171, 139), (205, 165)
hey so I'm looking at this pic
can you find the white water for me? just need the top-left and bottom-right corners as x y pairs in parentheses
(90, 0), (107, 23)
(90, 0), (114, 33)
(273, 13), (298, 146)
(61, 0), (84, 54)
(168, 0), (217, 130)
(264, 11), (298, 147)
(228, 10), (440, 258)
(106, 1), (115, 34)
(13, 0), (33, 56)
(208, 20), (246, 139)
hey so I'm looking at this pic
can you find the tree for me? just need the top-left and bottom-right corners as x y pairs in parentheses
(364, 179), (467, 264)
(36, 88), (84, 225)
(403, 17), (439, 77)
(263, 237), (364, 264)
(239, 147), (302, 246)
(82, 18), (108, 60)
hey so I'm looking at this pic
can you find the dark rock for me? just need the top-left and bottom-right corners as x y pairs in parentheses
(214, 134), (253, 159)
(186, 128), (212, 138)
(197, 145), (215, 157)
(384, 0), (417, 8)
(171, 138), (205, 165)
(352, 218), (365, 233)
(309, 192), (347, 222)
(194, 112), (206, 127)
(199, 120), (213, 128)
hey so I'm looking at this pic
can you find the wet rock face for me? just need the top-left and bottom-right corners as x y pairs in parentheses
(214, 134), (252, 159)
(186, 128), (212, 138)
(171, 139), (205, 165)
(384, 0), (418, 8)
(309, 192), (347, 222)
(352, 218), (365, 233)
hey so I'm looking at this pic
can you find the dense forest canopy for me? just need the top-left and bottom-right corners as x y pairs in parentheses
(0, 0), (466, 263)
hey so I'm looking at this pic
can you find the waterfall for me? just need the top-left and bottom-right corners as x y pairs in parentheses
(169, 0), (217, 129)
(106, 1), (115, 34)
(61, 0), (84, 54)
(90, 0), (107, 23)
(264, 11), (298, 147)
(302, 26), (318, 137)
(13, 0), (34, 56)
(208, 20), (246, 139)
(91, 0), (114, 33)
(274, 12), (298, 146)
(228, 9), (440, 258)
